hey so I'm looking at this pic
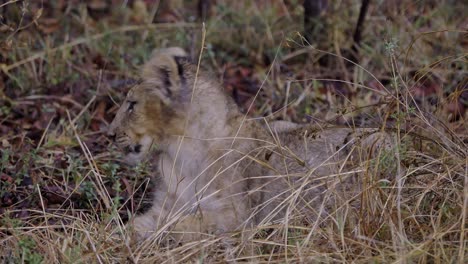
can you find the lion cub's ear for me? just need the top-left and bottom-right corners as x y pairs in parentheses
(142, 47), (190, 104)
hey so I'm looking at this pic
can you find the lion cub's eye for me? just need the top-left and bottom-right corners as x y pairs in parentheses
(127, 101), (137, 112)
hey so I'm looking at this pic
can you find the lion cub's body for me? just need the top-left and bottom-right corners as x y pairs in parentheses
(108, 48), (394, 241)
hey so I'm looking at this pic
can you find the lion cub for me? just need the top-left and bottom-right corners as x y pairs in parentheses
(108, 47), (394, 242)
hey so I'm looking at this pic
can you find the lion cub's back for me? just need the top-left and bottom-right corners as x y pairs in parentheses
(265, 124), (396, 184)
(255, 124), (393, 222)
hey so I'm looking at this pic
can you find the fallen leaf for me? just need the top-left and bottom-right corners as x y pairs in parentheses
(410, 71), (442, 97)
(33, 8), (43, 25)
(132, 0), (149, 24)
(1, 139), (10, 148)
(87, 0), (110, 19)
(37, 17), (60, 34)
(0, 174), (13, 184)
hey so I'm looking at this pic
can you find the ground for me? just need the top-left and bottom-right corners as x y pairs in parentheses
(0, 0), (466, 263)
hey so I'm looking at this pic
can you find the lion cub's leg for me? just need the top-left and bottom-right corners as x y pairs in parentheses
(129, 155), (183, 241)
(129, 184), (177, 241)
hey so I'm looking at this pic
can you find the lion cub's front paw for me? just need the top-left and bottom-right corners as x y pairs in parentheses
(129, 212), (230, 244)
(169, 214), (216, 244)
(129, 214), (159, 243)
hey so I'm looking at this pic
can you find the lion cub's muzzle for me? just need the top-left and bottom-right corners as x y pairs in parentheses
(107, 131), (142, 155)
(123, 144), (142, 154)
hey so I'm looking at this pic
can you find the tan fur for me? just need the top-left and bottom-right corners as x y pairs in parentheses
(108, 47), (397, 242)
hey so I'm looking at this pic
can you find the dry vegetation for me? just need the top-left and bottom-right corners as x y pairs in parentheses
(0, 0), (467, 263)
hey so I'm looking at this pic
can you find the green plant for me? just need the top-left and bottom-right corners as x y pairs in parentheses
(17, 237), (43, 264)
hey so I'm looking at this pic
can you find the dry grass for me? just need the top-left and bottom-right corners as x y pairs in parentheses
(0, 0), (466, 263)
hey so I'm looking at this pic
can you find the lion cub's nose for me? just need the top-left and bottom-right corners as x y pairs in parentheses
(107, 131), (116, 142)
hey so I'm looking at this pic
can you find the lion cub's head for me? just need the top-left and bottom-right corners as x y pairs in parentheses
(107, 47), (193, 163)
